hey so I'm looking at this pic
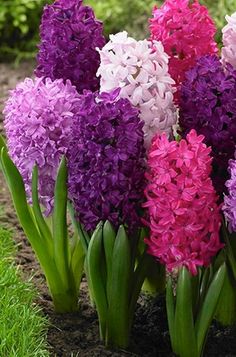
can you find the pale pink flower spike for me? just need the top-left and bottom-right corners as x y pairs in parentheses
(97, 31), (177, 149)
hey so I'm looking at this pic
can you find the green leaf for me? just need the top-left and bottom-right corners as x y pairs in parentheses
(0, 148), (60, 291)
(31, 166), (53, 256)
(68, 201), (89, 253)
(0, 135), (7, 151)
(0, 149), (79, 312)
(129, 251), (153, 322)
(52, 156), (71, 289)
(0, 135), (7, 171)
(87, 222), (108, 340)
(191, 272), (200, 319)
(70, 238), (85, 294)
(215, 264), (236, 326)
(174, 267), (198, 357)
(106, 225), (131, 348)
(195, 263), (226, 355)
(199, 267), (210, 310)
(103, 221), (116, 302)
(1, 148), (43, 251)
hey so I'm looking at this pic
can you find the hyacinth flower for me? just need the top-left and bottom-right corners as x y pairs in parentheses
(150, 0), (218, 101)
(144, 130), (225, 357)
(222, 12), (236, 68)
(1, 77), (85, 313)
(67, 89), (154, 348)
(97, 31), (177, 149)
(179, 55), (236, 196)
(35, 0), (105, 93)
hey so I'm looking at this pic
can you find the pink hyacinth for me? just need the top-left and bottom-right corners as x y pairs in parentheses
(150, 0), (218, 100)
(97, 31), (177, 148)
(144, 130), (223, 275)
(222, 12), (236, 68)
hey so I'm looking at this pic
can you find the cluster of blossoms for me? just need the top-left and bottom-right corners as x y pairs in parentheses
(144, 130), (222, 275)
(97, 31), (177, 148)
(222, 12), (236, 69)
(35, 0), (105, 93)
(67, 89), (146, 232)
(179, 55), (236, 194)
(3, 77), (80, 215)
(223, 158), (236, 232)
(150, 0), (218, 97)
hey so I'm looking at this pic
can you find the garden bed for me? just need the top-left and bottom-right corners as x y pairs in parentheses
(0, 62), (236, 357)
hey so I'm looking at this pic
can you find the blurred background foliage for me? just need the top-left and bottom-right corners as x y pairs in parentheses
(0, 0), (51, 62)
(0, 0), (235, 63)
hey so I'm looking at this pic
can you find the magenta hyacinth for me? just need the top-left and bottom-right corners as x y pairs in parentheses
(144, 130), (222, 275)
(35, 0), (105, 93)
(3, 77), (80, 215)
(67, 89), (146, 232)
(150, 0), (218, 99)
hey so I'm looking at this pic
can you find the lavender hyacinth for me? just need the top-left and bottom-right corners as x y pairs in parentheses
(224, 158), (236, 231)
(3, 77), (80, 215)
(179, 55), (236, 194)
(67, 89), (146, 232)
(35, 0), (105, 93)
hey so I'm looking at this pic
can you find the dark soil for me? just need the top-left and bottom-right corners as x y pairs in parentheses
(0, 62), (236, 357)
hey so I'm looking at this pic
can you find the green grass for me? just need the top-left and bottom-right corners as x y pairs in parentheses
(0, 227), (49, 357)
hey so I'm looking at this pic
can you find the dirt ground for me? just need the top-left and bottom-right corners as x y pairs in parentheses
(0, 62), (236, 357)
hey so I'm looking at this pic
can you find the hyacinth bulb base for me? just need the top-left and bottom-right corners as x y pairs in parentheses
(50, 290), (78, 314)
(105, 327), (130, 350)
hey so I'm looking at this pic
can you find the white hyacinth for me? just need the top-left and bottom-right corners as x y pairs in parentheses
(222, 12), (236, 68)
(97, 31), (177, 148)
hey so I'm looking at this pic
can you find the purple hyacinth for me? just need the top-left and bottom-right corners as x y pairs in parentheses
(35, 0), (105, 93)
(3, 77), (80, 215)
(223, 158), (236, 232)
(179, 55), (236, 195)
(67, 89), (146, 232)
